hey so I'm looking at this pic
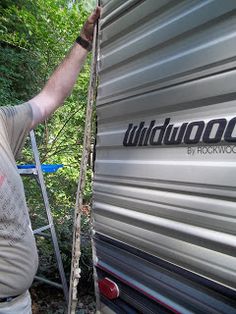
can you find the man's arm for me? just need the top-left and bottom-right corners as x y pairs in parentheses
(29, 7), (100, 129)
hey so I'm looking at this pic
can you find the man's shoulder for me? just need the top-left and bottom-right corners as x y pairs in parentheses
(0, 102), (32, 119)
(0, 102), (33, 158)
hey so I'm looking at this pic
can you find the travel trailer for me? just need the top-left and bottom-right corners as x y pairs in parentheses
(92, 1), (236, 313)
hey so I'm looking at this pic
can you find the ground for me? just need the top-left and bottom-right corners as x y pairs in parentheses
(31, 283), (96, 314)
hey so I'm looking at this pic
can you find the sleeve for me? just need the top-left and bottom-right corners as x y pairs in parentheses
(0, 102), (33, 158)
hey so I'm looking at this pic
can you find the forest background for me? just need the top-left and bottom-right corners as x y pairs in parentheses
(0, 0), (96, 311)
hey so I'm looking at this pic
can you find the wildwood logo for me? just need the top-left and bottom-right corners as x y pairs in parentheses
(123, 117), (236, 147)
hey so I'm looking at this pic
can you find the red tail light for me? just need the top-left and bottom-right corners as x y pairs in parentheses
(98, 277), (120, 300)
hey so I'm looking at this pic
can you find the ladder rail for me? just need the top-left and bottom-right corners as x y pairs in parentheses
(30, 130), (69, 305)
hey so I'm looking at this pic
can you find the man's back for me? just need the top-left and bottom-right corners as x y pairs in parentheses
(0, 104), (38, 298)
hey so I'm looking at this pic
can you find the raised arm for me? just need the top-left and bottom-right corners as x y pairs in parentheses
(29, 7), (100, 129)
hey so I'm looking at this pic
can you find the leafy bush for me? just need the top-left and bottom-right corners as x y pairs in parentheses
(0, 44), (40, 105)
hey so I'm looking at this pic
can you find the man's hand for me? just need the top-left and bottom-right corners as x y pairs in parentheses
(80, 6), (101, 43)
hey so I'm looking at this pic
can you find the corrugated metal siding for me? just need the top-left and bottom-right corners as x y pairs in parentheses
(93, 0), (236, 292)
(95, 236), (236, 314)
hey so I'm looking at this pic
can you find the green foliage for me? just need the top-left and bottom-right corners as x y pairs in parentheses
(1, 0), (95, 289)
(0, 44), (40, 104)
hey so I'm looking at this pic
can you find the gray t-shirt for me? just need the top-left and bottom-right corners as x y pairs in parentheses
(0, 103), (38, 298)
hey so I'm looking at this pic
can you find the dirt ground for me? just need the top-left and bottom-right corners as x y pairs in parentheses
(31, 284), (96, 314)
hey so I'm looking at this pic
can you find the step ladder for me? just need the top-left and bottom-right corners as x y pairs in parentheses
(17, 130), (68, 304)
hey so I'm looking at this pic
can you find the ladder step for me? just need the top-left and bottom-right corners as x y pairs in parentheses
(17, 164), (63, 174)
(35, 231), (51, 238)
(33, 225), (51, 234)
(18, 168), (38, 175)
(34, 276), (63, 289)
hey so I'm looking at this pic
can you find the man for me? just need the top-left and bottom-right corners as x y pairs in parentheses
(0, 7), (100, 314)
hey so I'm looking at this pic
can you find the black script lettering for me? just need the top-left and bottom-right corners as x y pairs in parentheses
(225, 117), (236, 143)
(123, 123), (134, 146)
(184, 121), (205, 144)
(123, 115), (236, 147)
(123, 122), (145, 146)
(138, 127), (148, 146)
(150, 118), (170, 145)
(142, 120), (155, 146)
(203, 119), (227, 143)
(164, 123), (188, 145)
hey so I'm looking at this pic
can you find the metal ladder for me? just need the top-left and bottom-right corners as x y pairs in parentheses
(18, 130), (68, 304)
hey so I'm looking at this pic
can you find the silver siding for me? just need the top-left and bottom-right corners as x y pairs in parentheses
(93, 0), (236, 292)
